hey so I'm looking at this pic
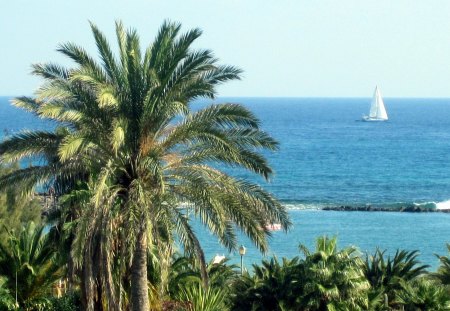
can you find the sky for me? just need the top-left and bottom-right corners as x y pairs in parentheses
(1, 0), (450, 97)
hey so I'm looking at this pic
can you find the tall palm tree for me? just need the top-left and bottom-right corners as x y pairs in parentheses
(0, 222), (63, 309)
(0, 21), (290, 310)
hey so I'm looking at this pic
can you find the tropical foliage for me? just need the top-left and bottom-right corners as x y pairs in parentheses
(231, 256), (302, 310)
(395, 278), (450, 310)
(0, 21), (289, 310)
(176, 283), (227, 311)
(0, 164), (42, 244)
(363, 248), (429, 309)
(299, 236), (370, 310)
(0, 276), (15, 311)
(434, 243), (450, 285)
(167, 255), (239, 299)
(230, 236), (450, 311)
(48, 291), (81, 311)
(232, 237), (371, 311)
(0, 222), (449, 310)
(0, 222), (63, 310)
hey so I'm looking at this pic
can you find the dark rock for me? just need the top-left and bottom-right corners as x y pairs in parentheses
(322, 204), (438, 213)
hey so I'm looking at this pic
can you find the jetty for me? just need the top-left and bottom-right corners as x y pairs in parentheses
(322, 205), (450, 213)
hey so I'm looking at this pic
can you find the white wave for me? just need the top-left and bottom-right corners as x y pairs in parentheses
(414, 200), (450, 210)
(282, 203), (323, 210)
(436, 200), (450, 210)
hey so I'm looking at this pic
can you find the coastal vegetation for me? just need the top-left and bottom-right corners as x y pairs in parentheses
(0, 220), (450, 310)
(0, 21), (289, 310)
(0, 165), (42, 243)
(0, 21), (450, 311)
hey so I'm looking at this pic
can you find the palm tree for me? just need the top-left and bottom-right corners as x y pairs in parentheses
(363, 248), (429, 309)
(395, 278), (450, 310)
(147, 254), (239, 310)
(167, 255), (239, 299)
(299, 236), (370, 310)
(176, 283), (227, 311)
(205, 257), (240, 291)
(0, 222), (63, 309)
(0, 21), (290, 310)
(231, 256), (302, 311)
(434, 244), (450, 285)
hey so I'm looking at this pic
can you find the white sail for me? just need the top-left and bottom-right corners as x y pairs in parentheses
(369, 88), (379, 118)
(363, 86), (388, 121)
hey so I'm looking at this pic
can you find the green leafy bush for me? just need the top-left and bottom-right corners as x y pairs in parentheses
(48, 291), (81, 311)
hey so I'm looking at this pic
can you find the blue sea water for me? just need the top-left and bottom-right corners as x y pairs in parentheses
(212, 97), (450, 209)
(1, 95), (450, 268)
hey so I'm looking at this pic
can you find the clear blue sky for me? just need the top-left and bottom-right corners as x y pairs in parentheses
(1, 0), (450, 97)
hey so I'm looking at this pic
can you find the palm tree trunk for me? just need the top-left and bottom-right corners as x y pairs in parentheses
(131, 225), (149, 311)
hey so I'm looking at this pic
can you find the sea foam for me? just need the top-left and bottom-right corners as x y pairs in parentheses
(413, 200), (450, 210)
(435, 200), (450, 210)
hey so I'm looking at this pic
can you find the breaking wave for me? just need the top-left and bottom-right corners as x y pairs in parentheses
(414, 200), (450, 210)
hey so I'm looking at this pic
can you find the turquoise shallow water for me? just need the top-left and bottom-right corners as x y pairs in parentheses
(2, 96), (450, 267)
(196, 210), (450, 270)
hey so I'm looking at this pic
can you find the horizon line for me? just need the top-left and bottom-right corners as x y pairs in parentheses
(2, 95), (450, 100)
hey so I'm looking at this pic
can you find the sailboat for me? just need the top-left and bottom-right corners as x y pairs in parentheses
(362, 86), (388, 121)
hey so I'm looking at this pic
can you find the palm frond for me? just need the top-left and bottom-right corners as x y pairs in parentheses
(57, 42), (107, 84)
(11, 96), (41, 115)
(58, 131), (98, 162)
(89, 21), (120, 84)
(31, 63), (70, 81)
(37, 101), (84, 123)
(0, 131), (61, 163)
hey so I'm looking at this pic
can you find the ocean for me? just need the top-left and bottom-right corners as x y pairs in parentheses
(213, 97), (450, 210)
(1, 96), (450, 269)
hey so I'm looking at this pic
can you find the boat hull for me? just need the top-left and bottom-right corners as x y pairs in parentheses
(362, 116), (388, 122)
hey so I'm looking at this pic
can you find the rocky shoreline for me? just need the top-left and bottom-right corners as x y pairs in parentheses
(322, 205), (450, 213)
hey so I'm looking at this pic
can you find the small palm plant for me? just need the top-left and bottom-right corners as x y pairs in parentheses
(166, 255), (239, 309)
(0, 222), (63, 309)
(434, 243), (450, 285)
(299, 236), (370, 311)
(395, 278), (450, 310)
(231, 256), (303, 311)
(176, 283), (227, 311)
(363, 248), (429, 309)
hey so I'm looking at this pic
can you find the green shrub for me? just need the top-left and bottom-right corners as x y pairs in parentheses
(48, 292), (81, 311)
